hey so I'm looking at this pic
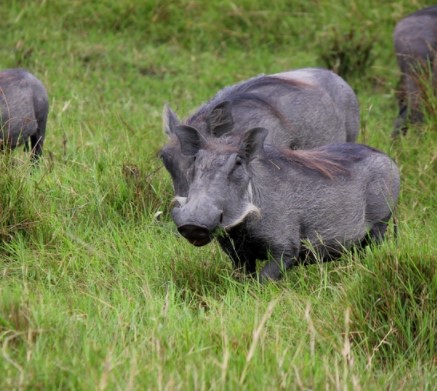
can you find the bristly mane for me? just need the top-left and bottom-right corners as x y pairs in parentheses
(186, 75), (311, 128)
(265, 143), (382, 179)
(279, 149), (349, 179)
(202, 135), (379, 180)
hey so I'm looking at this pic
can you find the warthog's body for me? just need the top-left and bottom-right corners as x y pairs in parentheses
(160, 68), (359, 198)
(0, 68), (49, 160)
(393, 6), (437, 135)
(172, 127), (400, 282)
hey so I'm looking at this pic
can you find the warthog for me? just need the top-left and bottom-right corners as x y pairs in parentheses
(171, 126), (400, 282)
(393, 6), (437, 135)
(160, 68), (359, 199)
(0, 68), (49, 161)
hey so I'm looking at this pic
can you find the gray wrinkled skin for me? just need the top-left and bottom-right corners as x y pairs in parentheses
(0, 68), (49, 161)
(172, 127), (400, 282)
(160, 68), (360, 200)
(393, 6), (437, 135)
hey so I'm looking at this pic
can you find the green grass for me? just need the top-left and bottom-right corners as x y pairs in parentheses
(1, 0), (436, 389)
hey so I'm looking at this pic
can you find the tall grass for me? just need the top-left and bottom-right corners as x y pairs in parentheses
(0, 0), (436, 389)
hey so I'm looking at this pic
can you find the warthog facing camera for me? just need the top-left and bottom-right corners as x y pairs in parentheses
(172, 127), (400, 282)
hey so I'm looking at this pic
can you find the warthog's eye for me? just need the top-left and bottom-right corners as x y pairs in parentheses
(230, 155), (244, 181)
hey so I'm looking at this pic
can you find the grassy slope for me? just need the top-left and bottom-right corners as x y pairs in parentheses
(0, 0), (436, 389)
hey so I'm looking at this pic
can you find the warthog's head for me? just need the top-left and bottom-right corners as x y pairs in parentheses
(171, 126), (265, 246)
(160, 101), (236, 206)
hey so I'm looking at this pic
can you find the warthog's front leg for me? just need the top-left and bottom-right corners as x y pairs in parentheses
(258, 247), (299, 282)
(217, 235), (257, 276)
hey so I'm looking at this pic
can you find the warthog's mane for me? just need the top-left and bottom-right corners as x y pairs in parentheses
(275, 148), (350, 179)
(203, 137), (240, 154)
(186, 75), (311, 129)
(271, 143), (382, 179)
(200, 136), (381, 180)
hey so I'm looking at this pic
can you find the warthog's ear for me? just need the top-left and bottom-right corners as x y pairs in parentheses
(241, 127), (268, 161)
(163, 104), (180, 137)
(207, 101), (234, 137)
(175, 125), (204, 156)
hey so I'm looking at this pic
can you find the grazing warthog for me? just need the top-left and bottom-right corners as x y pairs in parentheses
(0, 68), (49, 161)
(160, 68), (359, 200)
(393, 6), (437, 135)
(171, 127), (400, 282)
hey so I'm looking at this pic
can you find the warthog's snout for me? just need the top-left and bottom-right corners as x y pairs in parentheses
(177, 224), (212, 247)
(172, 203), (223, 246)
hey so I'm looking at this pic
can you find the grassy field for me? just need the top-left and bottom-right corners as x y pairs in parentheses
(0, 0), (436, 389)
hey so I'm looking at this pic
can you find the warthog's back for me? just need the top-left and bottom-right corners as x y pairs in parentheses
(161, 68), (360, 199)
(251, 143), (400, 249)
(394, 6), (437, 65)
(186, 68), (360, 149)
(0, 68), (48, 150)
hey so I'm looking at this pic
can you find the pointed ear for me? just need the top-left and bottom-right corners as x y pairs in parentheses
(240, 127), (268, 161)
(207, 101), (234, 137)
(175, 125), (204, 156)
(162, 104), (180, 137)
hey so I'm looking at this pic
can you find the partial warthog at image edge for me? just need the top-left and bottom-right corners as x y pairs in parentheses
(171, 127), (400, 282)
(0, 68), (49, 161)
(393, 6), (437, 135)
(160, 68), (359, 200)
